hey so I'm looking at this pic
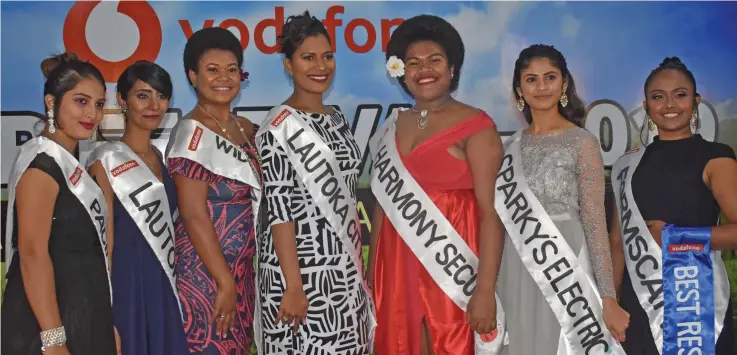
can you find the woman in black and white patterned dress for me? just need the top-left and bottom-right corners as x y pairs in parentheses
(255, 11), (372, 354)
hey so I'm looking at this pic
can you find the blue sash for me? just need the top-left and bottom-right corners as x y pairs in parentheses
(662, 224), (715, 355)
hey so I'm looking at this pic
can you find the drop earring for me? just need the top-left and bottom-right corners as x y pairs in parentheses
(516, 98), (525, 112)
(647, 114), (656, 131)
(47, 109), (56, 134)
(560, 93), (568, 108)
(690, 109), (698, 130)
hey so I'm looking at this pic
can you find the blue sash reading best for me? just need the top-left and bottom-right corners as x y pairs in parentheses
(662, 224), (715, 355)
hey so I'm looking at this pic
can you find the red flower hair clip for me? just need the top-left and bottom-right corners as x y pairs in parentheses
(240, 69), (249, 82)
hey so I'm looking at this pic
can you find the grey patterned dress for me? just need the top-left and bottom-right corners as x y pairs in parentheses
(497, 127), (616, 355)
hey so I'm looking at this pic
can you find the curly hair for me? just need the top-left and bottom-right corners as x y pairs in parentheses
(278, 11), (331, 59)
(512, 44), (586, 127)
(385, 15), (465, 97)
(183, 27), (243, 86)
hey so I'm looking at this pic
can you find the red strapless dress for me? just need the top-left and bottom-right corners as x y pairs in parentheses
(373, 112), (495, 355)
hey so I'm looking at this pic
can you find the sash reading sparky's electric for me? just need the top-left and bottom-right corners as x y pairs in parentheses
(87, 142), (183, 316)
(495, 131), (625, 355)
(166, 117), (263, 353)
(369, 109), (507, 354)
(257, 105), (378, 347)
(612, 147), (729, 354)
(4, 137), (111, 303)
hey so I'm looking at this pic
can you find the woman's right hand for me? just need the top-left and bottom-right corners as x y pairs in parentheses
(211, 277), (237, 339)
(44, 344), (70, 355)
(277, 287), (309, 331)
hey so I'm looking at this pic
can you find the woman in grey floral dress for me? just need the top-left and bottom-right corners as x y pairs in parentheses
(496, 45), (630, 355)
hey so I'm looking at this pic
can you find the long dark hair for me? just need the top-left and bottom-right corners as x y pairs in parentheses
(512, 44), (585, 126)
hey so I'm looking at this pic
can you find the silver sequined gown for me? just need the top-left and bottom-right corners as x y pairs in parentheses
(498, 127), (616, 355)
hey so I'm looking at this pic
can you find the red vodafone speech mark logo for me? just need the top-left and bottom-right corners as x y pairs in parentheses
(64, 1), (162, 82)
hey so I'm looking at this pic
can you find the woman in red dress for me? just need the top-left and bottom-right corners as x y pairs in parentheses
(368, 15), (505, 355)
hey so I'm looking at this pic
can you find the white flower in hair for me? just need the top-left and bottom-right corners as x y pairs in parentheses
(386, 56), (405, 78)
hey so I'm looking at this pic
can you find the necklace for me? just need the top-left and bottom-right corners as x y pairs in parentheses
(411, 97), (453, 129)
(196, 104), (263, 183)
(121, 139), (157, 171)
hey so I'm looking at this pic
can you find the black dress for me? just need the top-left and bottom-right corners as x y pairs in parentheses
(620, 134), (735, 354)
(1, 153), (116, 355)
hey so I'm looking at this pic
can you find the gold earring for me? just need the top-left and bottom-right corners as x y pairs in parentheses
(647, 114), (656, 131)
(516, 98), (525, 112)
(690, 109), (698, 129)
(560, 93), (569, 108)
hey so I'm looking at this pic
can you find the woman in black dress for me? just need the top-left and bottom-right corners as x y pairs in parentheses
(610, 57), (737, 354)
(1, 53), (116, 355)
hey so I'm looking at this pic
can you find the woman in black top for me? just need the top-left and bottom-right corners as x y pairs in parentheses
(610, 57), (737, 354)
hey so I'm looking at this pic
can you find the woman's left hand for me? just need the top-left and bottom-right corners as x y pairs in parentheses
(602, 296), (629, 344)
(646, 220), (666, 246)
(467, 287), (497, 335)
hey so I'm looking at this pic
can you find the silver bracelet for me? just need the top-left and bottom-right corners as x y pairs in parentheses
(40, 326), (66, 352)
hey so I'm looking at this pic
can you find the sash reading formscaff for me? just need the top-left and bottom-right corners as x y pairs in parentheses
(87, 142), (182, 316)
(258, 105), (377, 344)
(166, 117), (263, 353)
(4, 137), (111, 302)
(495, 131), (625, 355)
(368, 111), (507, 354)
(661, 225), (715, 355)
(612, 147), (729, 354)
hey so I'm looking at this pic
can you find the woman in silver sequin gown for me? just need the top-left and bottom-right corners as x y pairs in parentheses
(496, 45), (630, 354)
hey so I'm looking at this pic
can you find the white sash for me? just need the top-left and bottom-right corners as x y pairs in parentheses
(368, 113), (507, 354)
(86, 142), (182, 316)
(166, 116), (264, 353)
(611, 146), (729, 354)
(496, 131), (625, 355)
(257, 105), (377, 343)
(4, 136), (111, 302)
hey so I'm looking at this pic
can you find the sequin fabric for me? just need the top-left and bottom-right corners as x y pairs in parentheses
(520, 126), (616, 298)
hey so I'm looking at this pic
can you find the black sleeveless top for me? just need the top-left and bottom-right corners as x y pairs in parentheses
(621, 134), (735, 354)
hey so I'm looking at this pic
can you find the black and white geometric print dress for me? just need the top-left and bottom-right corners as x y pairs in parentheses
(257, 107), (372, 354)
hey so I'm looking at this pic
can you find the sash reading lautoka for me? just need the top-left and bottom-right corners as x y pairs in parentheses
(166, 117), (264, 353)
(368, 111), (507, 354)
(495, 131), (625, 355)
(87, 142), (182, 316)
(612, 147), (729, 354)
(4, 137), (111, 302)
(257, 105), (377, 343)
(661, 225), (715, 355)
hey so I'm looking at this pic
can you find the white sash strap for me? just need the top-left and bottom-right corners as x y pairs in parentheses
(368, 114), (507, 353)
(495, 131), (625, 355)
(165, 118), (261, 190)
(87, 142), (182, 316)
(4, 137), (111, 302)
(612, 147), (729, 353)
(258, 105), (377, 340)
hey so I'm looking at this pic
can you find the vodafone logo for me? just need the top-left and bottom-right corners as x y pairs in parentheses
(69, 167), (84, 186)
(111, 160), (139, 177)
(669, 244), (704, 253)
(63, 1), (162, 82)
(270, 109), (290, 127)
(189, 127), (203, 151)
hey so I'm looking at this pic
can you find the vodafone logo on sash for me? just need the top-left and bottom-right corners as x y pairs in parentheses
(668, 244), (704, 253)
(63, 1), (162, 82)
(69, 167), (84, 186)
(188, 127), (204, 151)
(270, 110), (290, 127)
(111, 160), (139, 177)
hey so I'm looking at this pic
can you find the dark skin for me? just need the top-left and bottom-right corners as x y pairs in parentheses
(611, 70), (737, 295)
(270, 34), (336, 331)
(518, 58), (630, 343)
(368, 40), (504, 354)
(20, 79), (109, 355)
(174, 48), (256, 339)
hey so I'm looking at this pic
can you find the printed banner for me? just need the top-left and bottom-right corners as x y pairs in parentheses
(2, 1), (737, 258)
